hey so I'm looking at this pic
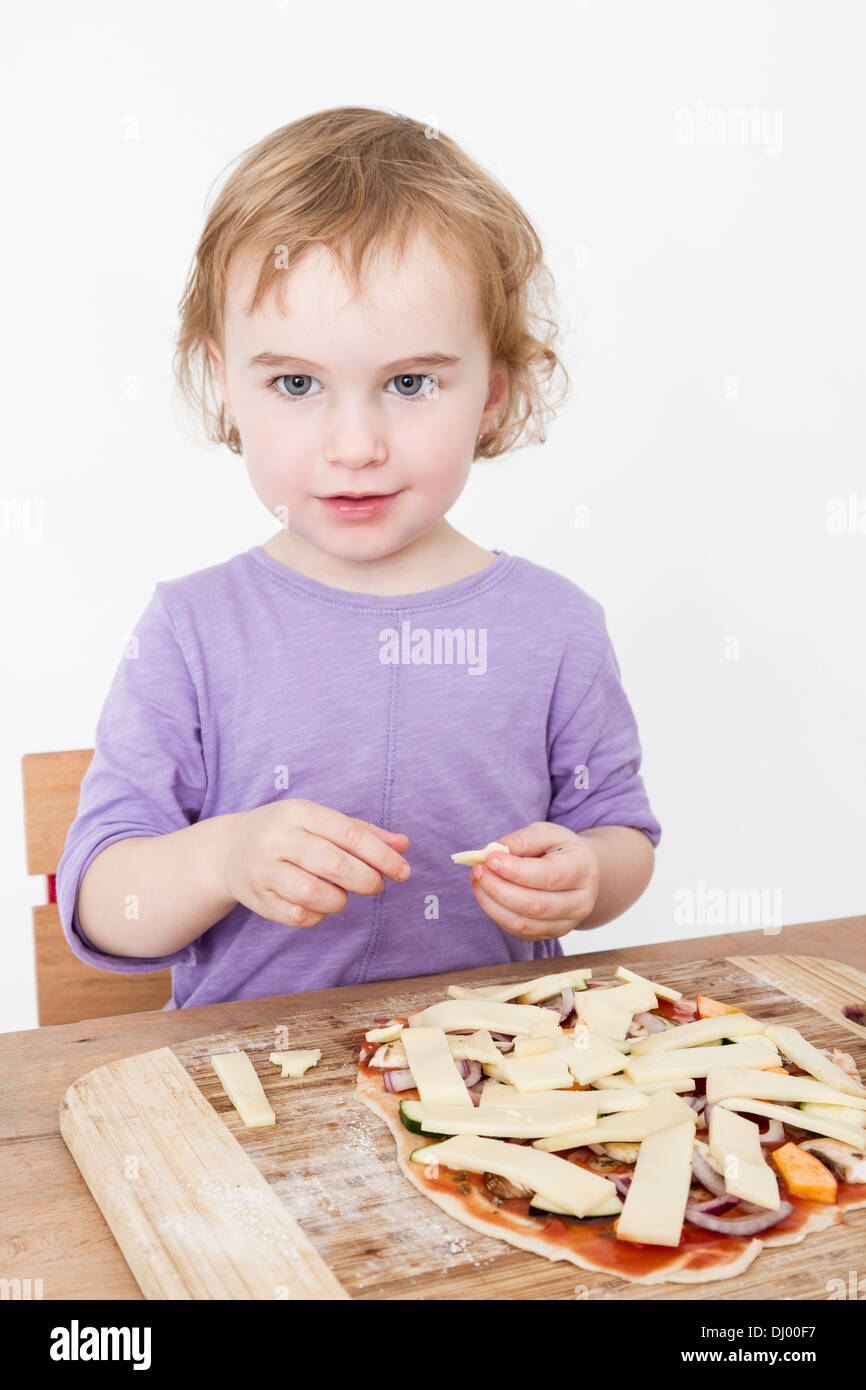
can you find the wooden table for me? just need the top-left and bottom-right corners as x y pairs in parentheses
(2, 915), (864, 1300)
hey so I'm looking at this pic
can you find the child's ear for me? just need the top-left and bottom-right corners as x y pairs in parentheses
(481, 357), (509, 431)
(204, 334), (236, 423)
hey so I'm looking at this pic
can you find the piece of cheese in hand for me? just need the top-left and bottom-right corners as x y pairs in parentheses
(269, 1049), (322, 1079)
(708, 1105), (780, 1210)
(211, 1052), (275, 1128)
(615, 1121), (694, 1246)
(450, 841), (509, 866)
(401, 1027), (473, 1107)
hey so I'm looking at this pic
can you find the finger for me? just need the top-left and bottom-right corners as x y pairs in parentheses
(269, 856), (350, 912)
(495, 822), (575, 858)
(470, 877), (577, 941)
(298, 805), (411, 882)
(371, 827), (410, 849)
(479, 847), (580, 891)
(471, 863), (588, 923)
(260, 887), (327, 929)
(286, 829), (388, 896)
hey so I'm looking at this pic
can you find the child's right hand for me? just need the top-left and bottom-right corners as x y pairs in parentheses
(222, 798), (411, 928)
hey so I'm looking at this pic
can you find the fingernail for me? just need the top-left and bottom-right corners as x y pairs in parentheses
(398, 861), (411, 879)
(487, 856), (502, 869)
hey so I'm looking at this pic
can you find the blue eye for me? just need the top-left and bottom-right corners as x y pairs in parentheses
(271, 374), (322, 399)
(386, 373), (438, 399)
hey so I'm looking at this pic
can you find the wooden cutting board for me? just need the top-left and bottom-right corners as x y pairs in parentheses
(59, 953), (866, 1300)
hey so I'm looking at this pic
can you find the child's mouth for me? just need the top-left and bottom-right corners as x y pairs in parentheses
(318, 491), (401, 520)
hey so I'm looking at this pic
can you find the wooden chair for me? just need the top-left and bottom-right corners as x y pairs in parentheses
(21, 751), (172, 1025)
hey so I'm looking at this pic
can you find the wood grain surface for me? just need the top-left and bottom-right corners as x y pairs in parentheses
(57, 953), (866, 1300)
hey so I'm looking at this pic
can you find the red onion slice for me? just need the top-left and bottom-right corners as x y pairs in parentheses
(462, 1060), (483, 1088)
(633, 1010), (668, 1035)
(684, 1199), (793, 1235)
(382, 1067), (417, 1093)
(542, 987), (576, 1024)
(489, 1032), (515, 1053)
(691, 1149), (728, 1196)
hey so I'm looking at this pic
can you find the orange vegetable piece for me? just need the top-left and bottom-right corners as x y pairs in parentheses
(761, 1066), (789, 1074)
(696, 994), (741, 1017)
(771, 1142), (837, 1204)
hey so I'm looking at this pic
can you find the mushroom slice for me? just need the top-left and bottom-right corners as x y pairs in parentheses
(798, 1137), (866, 1183)
(483, 1171), (534, 1200)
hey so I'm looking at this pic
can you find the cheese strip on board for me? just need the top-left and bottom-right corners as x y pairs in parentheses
(269, 1049), (321, 1078)
(211, 1052), (275, 1128)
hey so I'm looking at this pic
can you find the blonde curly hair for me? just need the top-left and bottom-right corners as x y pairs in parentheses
(173, 106), (570, 459)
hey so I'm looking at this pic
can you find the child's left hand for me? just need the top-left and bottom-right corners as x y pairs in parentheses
(468, 822), (600, 941)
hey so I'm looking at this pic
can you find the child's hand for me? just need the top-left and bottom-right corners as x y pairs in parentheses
(223, 798), (410, 928)
(467, 822), (599, 941)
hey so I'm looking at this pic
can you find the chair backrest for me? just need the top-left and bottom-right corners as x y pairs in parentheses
(21, 751), (171, 1025)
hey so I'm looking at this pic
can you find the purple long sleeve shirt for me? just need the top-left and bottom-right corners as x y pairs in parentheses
(56, 546), (661, 1009)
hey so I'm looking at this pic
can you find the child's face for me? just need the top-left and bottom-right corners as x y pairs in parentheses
(207, 231), (506, 564)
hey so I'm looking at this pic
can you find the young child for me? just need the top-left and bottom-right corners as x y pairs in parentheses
(57, 107), (661, 1010)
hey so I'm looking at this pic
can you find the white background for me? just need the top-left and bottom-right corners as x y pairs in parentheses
(2, 0), (863, 1033)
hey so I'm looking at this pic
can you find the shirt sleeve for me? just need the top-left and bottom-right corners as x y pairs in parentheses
(55, 585), (208, 973)
(546, 627), (662, 848)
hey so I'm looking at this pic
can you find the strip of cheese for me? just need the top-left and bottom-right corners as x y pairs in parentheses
(500, 1049), (575, 1093)
(576, 981), (656, 1040)
(534, 1088), (697, 1151)
(615, 966), (682, 1001)
(567, 1027), (631, 1085)
(447, 1029), (502, 1064)
(516, 970), (593, 1004)
(479, 1080), (512, 1104)
(615, 1122), (694, 1246)
(401, 1027), (473, 1107)
(478, 1084), (646, 1114)
(708, 1107), (780, 1210)
(592, 1074), (696, 1093)
(625, 1039), (780, 1084)
(364, 1021), (403, 1043)
(211, 1052), (275, 1127)
(268, 1049), (321, 1078)
(447, 968), (591, 1004)
(800, 1102), (866, 1127)
(531, 1190), (624, 1217)
(409, 999), (560, 1036)
(705, 1068), (866, 1111)
(716, 1097), (866, 1148)
(417, 1133), (616, 1216)
(628, 1012), (765, 1056)
(762, 1025), (866, 1099)
(450, 840), (509, 865)
(417, 1094), (597, 1138)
